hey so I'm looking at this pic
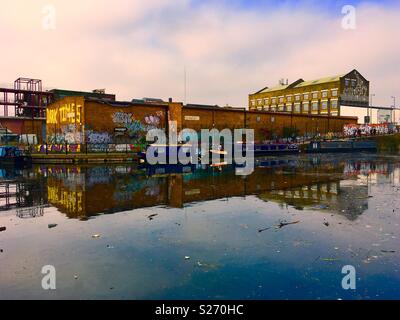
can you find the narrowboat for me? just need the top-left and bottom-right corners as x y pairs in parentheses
(0, 146), (31, 167)
(242, 143), (300, 156)
(306, 140), (377, 153)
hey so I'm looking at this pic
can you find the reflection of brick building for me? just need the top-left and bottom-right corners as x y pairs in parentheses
(249, 69), (369, 117)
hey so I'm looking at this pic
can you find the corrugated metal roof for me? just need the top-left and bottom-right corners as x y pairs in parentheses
(294, 75), (344, 88)
(256, 74), (344, 94)
(258, 84), (290, 93)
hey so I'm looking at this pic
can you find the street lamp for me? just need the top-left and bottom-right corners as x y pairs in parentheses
(391, 96), (396, 124)
(369, 93), (375, 122)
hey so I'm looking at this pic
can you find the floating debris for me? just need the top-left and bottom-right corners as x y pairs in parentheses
(92, 234), (101, 239)
(310, 204), (329, 210)
(48, 224), (58, 229)
(258, 227), (271, 233)
(276, 220), (300, 229)
(321, 258), (340, 262)
(184, 256), (191, 260)
(0, 249), (3, 253)
(381, 250), (396, 253)
(323, 221), (330, 227)
(0, 226), (6, 232)
(74, 275), (79, 280)
(148, 214), (158, 221)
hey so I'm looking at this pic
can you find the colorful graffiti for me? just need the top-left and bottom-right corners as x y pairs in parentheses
(47, 103), (83, 125)
(86, 131), (112, 144)
(111, 111), (164, 143)
(37, 144), (81, 153)
(112, 112), (134, 125)
(343, 124), (395, 136)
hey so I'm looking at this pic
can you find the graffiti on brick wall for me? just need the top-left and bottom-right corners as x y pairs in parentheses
(112, 112), (134, 125)
(47, 123), (83, 144)
(86, 131), (112, 144)
(111, 111), (164, 143)
(343, 124), (393, 136)
(37, 144), (81, 153)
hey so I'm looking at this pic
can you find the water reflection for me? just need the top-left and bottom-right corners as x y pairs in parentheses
(2, 154), (399, 220)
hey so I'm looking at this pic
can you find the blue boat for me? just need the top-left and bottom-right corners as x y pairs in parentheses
(242, 143), (300, 156)
(0, 146), (31, 167)
(306, 140), (377, 153)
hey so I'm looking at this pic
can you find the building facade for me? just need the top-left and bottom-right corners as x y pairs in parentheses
(46, 96), (357, 144)
(249, 69), (369, 117)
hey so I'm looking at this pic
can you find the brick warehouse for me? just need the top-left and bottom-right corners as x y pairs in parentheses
(46, 96), (357, 144)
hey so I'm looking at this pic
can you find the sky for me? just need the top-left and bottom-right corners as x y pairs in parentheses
(0, 0), (399, 120)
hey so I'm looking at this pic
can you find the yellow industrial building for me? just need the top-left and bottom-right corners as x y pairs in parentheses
(249, 69), (369, 117)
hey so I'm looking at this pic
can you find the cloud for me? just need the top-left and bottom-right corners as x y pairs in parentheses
(0, 0), (399, 121)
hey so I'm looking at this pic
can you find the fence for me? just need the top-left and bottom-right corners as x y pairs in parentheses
(30, 143), (147, 155)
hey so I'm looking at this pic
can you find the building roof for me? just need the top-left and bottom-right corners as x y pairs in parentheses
(255, 74), (344, 95)
(294, 75), (344, 88)
(49, 89), (116, 101)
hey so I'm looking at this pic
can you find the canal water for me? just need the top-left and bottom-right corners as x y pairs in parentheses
(0, 154), (400, 300)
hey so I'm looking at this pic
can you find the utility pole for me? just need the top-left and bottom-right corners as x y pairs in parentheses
(369, 93), (375, 123)
(184, 66), (187, 105)
(391, 96), (396, 124)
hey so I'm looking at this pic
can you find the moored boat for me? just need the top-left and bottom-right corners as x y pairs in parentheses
(0, 146), (31, 167)
(242, 143), (300, 156)
(306, 140), (377, 153)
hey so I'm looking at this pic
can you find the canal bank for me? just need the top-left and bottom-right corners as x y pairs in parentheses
(371, 133), (400, 153)
(31, 153), (138, 164)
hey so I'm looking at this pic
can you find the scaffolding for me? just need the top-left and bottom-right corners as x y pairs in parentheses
(0, 78), (54, 118)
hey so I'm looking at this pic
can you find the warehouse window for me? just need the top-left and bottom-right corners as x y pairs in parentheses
(271, 97), (277, 104)
(264, 98), (269, 105)
(303, 102), (309, 113)
(331, 89), (338, 97)
(295, 95), (301, 101)
(278, 96), (284, 103)
(286, 95), (292, 102)
(321, 101), (328, 114)
(257, 99), (262, 105)
(322, 91), (328, 98)
(294, 103), (301, 113)
(331, 100), (338, 109)
(312, 102), (319, 113)
(303, 93), (309, 100)
(312, 92), (319, 99)
(286, 103), (293, 112)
